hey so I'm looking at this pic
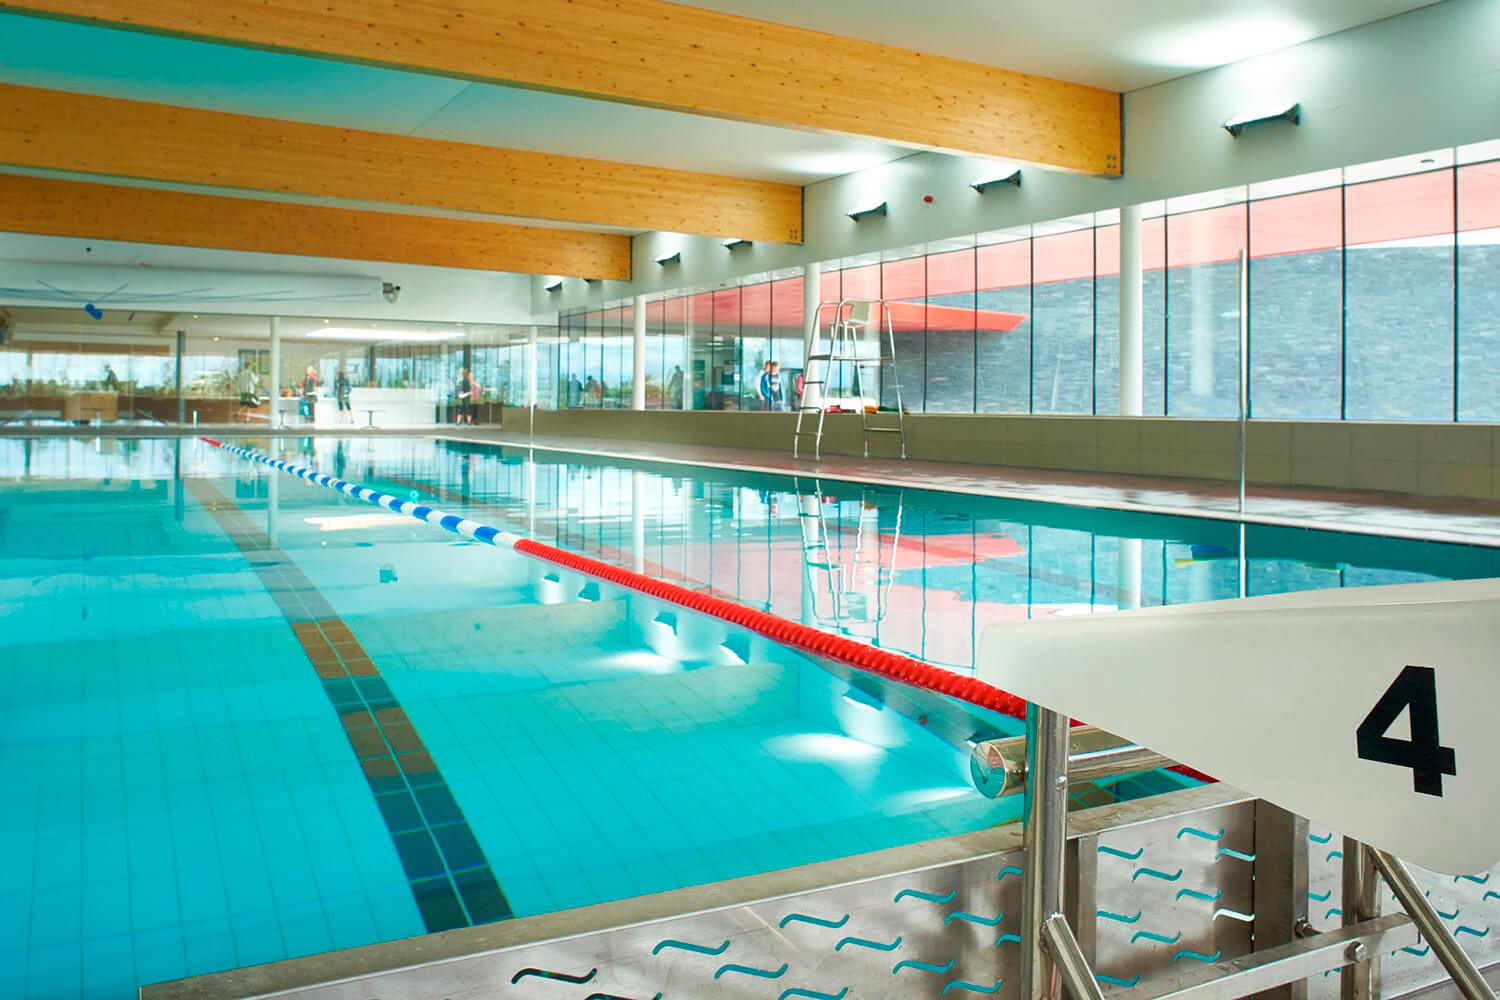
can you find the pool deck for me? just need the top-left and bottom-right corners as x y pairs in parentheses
(434, 427), (1500, 550)
(6, 421), (1499, 547)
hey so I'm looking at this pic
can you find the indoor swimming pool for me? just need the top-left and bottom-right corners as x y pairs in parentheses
(2, 435), (1497, 998)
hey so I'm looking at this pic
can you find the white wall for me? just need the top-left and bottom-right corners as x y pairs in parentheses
(540, 0), (1500, 311)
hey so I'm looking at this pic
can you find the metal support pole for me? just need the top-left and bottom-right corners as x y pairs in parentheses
(1021, 703), (1071, 1000)
(174, 329), (185, 426)
(1341, 838), (1380, 1000)
(971, 726), (1172, 799)
(1371, 848), (1496, 1000)
(269, 316), (282, 427)
(1044, 916), (1107, 1000)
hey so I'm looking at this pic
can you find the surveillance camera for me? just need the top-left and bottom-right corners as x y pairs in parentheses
(382, 282), (402, 303)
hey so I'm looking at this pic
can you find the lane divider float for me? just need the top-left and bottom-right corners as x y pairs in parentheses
(199, 435), (1208, 776)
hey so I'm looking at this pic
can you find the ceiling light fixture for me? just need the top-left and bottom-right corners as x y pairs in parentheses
(722, 239), (752, 251)
(970, 170), (1023, 194)
(847, 202), (888, 223)
(654, 251), (682, 266)
(544, 280), (563, 293)
(1223, 102), (1300, 138)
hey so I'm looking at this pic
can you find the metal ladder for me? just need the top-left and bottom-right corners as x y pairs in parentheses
(793, 298), (907, 459)
(794, 479), (904, 637)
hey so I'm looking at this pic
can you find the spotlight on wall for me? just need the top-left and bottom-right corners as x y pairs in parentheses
(847, 202), (888, 223)
(544, 279), (563, 293)
(722, 239), (752, 252)
(381, 281), (401, 303)
(654, 251), (682, 266)
(970, 170), (1023, 194)
(1222, 102), (1300, 138)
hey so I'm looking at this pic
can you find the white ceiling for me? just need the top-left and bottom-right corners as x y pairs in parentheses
(670, 0), (1446, 92)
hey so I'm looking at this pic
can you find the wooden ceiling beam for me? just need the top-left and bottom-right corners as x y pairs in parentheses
(0, 83), (803, 243)
(0, 0), (1121, 175)
(0, 175), (632, 279)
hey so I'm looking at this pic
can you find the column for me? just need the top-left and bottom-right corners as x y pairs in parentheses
(1118, 204), (1144, 416)
(631, 294), (647, 410)
(801, 261), (824, 410)
(1116, 538), (1141, 611)
(174, 329), (185, 425)
(269, 316), (282, 426)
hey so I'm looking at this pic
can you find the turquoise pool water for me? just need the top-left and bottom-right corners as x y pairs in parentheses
(1, 435), (1493, 998)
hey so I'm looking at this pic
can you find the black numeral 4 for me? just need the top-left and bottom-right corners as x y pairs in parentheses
(1356, 665), (1457, 797)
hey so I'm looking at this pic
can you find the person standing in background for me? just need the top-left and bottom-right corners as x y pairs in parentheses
(456, 367), (480, 425)
(335, 367), (353, 424)
(235, 364), (260, 423)
(299, 365), (319, 422)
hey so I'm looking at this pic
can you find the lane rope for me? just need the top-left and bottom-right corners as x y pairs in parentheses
(199, 438), (1214, 783)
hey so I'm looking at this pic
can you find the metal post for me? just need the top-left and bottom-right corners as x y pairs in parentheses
(631, 295), (647, 410)
(1341, 838), (1380, 1000)
(1022, 703), (1071, 1000)
(802, 262), (824, 411)
(1253, 802), (1309, 1000)
(1043, 917), (1107, 1000)
(269, 316), (282, 427)
(174, 329), (185, 426)
(1237, 249), (1248, 515)
(1371, 848), (1496, 1000)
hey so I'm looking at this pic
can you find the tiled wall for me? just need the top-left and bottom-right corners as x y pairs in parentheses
(513, 408), (1500, 503)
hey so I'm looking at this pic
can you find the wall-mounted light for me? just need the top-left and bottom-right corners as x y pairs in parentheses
(722, 239), (752, 252)
(847, 202), (888, 222)
(654, 251), (682, 266)
(970, 170), (1022, 194)
(1223, 102), (1300, 138)
(544, 279), (562, 293)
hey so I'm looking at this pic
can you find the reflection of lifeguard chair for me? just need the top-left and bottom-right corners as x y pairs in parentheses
(794, 478), (903, 637)
(794, 299), (906, 460)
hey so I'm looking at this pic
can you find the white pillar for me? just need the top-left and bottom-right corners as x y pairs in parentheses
(1116, 537), (1141, 611)
(631, 295), (647, 410)
(801, 261), (824, 410)
(268, 316), (282, 426)
(1118, 204), (1144, 416)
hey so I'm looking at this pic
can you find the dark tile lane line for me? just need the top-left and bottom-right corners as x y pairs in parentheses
(186, 477), (513, 933)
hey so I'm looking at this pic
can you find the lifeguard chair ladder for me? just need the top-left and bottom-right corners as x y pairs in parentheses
(794, 299), (907, 460)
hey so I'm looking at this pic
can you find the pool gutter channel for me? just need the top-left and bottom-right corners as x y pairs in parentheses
(141, 782), (1249, 999)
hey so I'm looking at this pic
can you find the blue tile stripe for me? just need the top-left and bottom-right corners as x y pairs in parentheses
(186, 475), (513, 933)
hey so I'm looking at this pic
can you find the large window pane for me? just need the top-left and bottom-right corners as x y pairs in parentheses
(1345, 170), (1455, 420)
(689, 292), (713, 410)
(1095, 223), (1120, 414)
(1166, 203), (1245, 416)
(710, 287), (741, 410)
(1031, 225), (1095, 414)
(976, 238), (1031, 412)
(1459, 160), (1500, 420)
(740, 280), (773, 409)
(925, 247), (976, 412)
(770, 273), (806, 409)
(1249, 187), (1342, 417)
(881, 254), (925, 412)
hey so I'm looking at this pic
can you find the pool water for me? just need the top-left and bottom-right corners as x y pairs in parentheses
(1, 434), (1494, 999)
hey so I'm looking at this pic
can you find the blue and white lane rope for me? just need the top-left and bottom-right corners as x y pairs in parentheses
(205, 440), (526, 549)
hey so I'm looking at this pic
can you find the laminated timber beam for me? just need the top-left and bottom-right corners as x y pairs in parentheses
(0, 174), (632, 279)
(0, 0), (1122, 175)
(0, 84), (803, 244)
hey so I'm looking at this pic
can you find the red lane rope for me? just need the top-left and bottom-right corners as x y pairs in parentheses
(202, 436), (1211, 783)
(513, 537), (1033, 719)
